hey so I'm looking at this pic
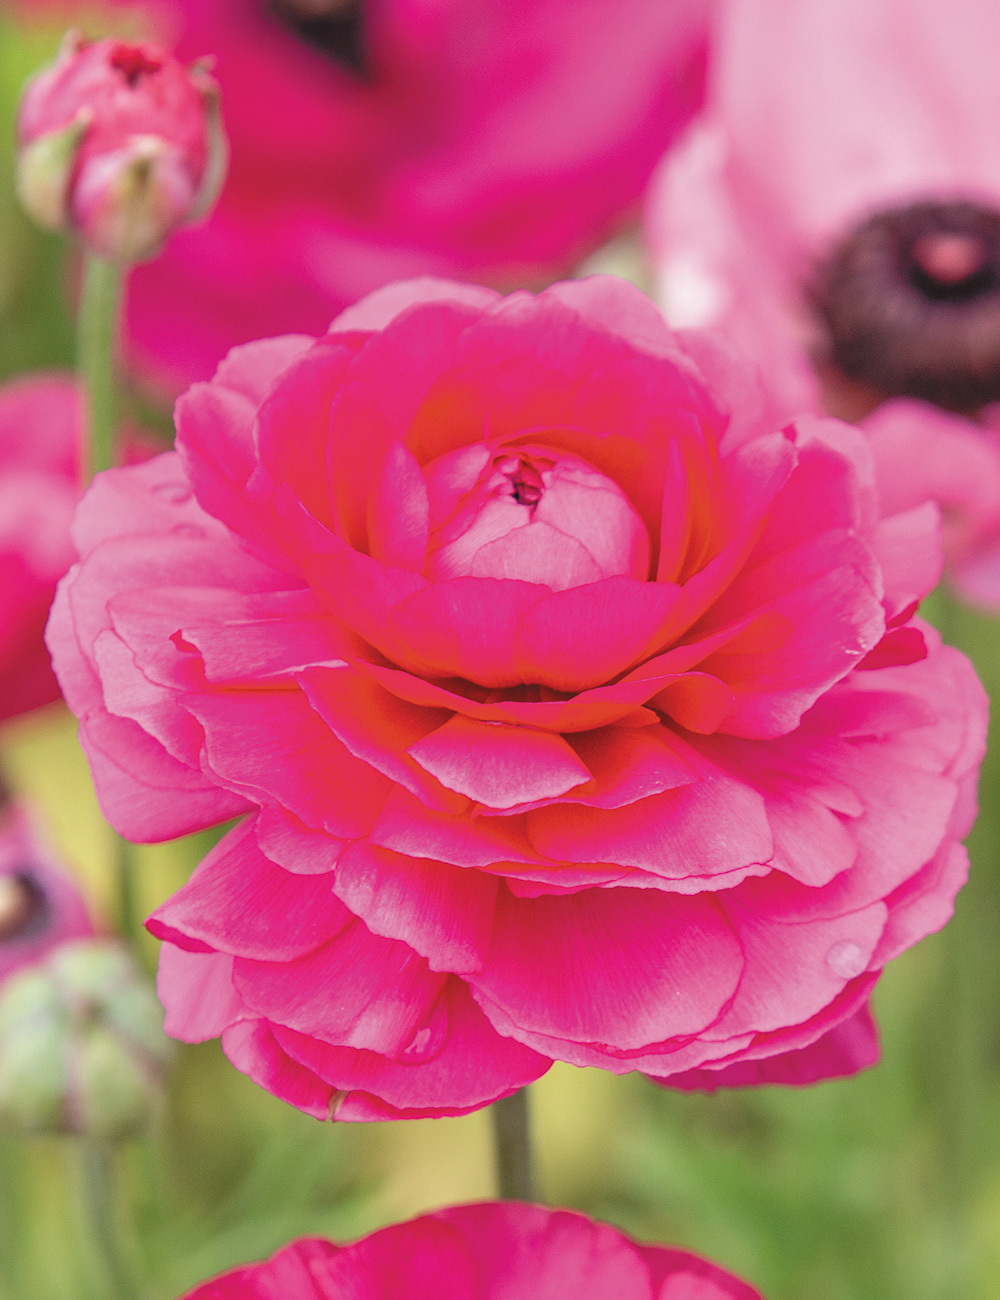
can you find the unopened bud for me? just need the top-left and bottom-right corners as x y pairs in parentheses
(0, 940), (173, 1139)
(17, 32), (227, 264)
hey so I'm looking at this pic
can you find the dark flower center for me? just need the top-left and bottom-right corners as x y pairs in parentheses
(0, 873), (49, 943)
(267, 0), (367, 77)
(110, 44), (164, 88)
(505, 456), (546, 509)
(812, 200), (1000, 409)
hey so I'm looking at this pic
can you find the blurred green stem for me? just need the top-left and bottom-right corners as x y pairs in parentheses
(79, 1140), (138, 1300)
(77, 253), (136, 939)
(77, 254), (123, 483)
(114, 834), (137, 944)
(491, 1087), (536, 1201)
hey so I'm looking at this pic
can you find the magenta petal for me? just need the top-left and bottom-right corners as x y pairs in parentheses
(873, 841), (969, 967)
(268, 979), (549, 1119)
(333, 842), (498, 974)
(408, 715), (591, 809)
(299, 667), (464, 814)
(871, 503), (943, 621)
(565, 726), (699, 809)
(437, 1201), (653, 1300)
(707, 897), (888, 1039)
(212, 334), (316, 405)
(251, 338), (360, 536)
(370, 787), (541, 868)
(148, 818), (351, 961)
(79, 708), (250, 842)
(329, 279), (500, 334)
(658, 1002), (880, 1092)
(316, 1218), (476, 1300)
(254, 807), (344, 875)
(473, 886), (742, 1049)
(160, 591), (360, 684)
(188, 1237), (341, 1299)
(186, 689), (391, 837)
(174, 381), (264, 544)
(93, 629), (204, 766)
(385, 578), (548, 687)
(232, 921), (447, 1054)
(367, 441), (430, 571)
(157, 946), (247, 1043)
(528, 774), (772, 879)
(512, 578), (682, 691)
(221, 1020), (335, 1121)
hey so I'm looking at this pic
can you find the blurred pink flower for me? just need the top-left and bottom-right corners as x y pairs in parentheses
(0, 372), (154, 723)
(181, 1201), (762, 1299)
(17, 32), (224, 263)
(0, 804), (94, 985)
(0, 375), (80, 722)
(646, 0), (1000, 610)
(47, 276), (985, 1118)
(46, 0), (712, 385)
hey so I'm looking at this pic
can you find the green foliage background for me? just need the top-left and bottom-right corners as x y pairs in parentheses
(0, 11), (998, 1299)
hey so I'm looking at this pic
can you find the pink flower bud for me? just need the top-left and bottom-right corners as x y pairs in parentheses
(17, 32), (227, 264)
(425, 443), (651, 589)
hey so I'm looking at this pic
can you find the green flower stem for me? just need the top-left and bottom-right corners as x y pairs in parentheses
(490, 1087), (536, 1202)
(76, 253), (136, 938)
(79, 1139), (138, 1300)
(77, 254), (124, 484)
(114, 834), (137, 944)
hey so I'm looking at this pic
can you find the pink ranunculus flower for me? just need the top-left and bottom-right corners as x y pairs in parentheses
(0, 375), (81, 722)
(47, 276), (986, 1119)
(55, 0), (710, 387)
(0, 803), (95, 985)
(17, 31), (225, 264)
(646, 0), (1000, 611)
(180, 1201), (762, 1299)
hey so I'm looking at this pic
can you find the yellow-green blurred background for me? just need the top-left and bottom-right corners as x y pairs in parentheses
(2, 10), (1000, 1300)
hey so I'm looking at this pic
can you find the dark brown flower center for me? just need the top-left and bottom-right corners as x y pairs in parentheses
(110, 44), (164, 88)
(266, 0), (367, 77)
(505, 456), (546, 509)
(0, 873), (49, 943)
(812, 200), (1000, 409)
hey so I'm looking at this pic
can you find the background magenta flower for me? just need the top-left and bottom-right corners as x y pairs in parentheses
(0, 803), (94, 985)
(646, 0), (1000, 610)
(0, 371), (153, 723)
(17, 31), (224, 263)
(64, 0), (712, 386)
(47, 276), (986, 1120)
(0, 374), (79, 722)
(180, 1201), (762, 1299)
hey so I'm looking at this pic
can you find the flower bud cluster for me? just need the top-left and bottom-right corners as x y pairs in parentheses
(0, 939), (172, 1140)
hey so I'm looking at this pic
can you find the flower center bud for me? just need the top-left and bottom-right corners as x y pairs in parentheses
(267, 0), (367, 76)
(424, 443), (650, 590)
(0, 874), (48, 943)
(109, 45), (164, 89)
(812, 200), (1000, 409)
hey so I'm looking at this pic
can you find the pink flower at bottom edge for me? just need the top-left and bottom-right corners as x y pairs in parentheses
(47, 275), (987, 1121)
(180, 1201), (762, 1299)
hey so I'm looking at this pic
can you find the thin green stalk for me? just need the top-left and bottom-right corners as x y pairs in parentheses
(76, 253), (136, 938)
(115, 834), (137, 943)
(77, 254), (124, 484)
(79, 1140), (138, 1300)
(490, 1087), (536, 1202)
